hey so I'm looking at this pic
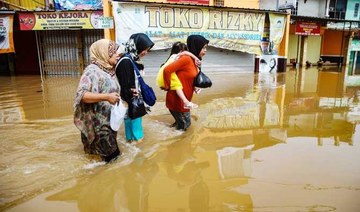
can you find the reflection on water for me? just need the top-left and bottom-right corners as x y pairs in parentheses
(1, 67), (360, 211)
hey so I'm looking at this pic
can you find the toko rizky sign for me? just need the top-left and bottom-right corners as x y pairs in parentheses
(113, 2), (266, 54)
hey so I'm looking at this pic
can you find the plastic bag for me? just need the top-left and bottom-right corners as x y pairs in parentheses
(110, 100), (128, 131)
(128, 96), (147, 119)
(194, 71), (212, 88)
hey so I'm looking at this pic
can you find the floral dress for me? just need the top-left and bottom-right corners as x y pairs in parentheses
(74, 64), (120, 157)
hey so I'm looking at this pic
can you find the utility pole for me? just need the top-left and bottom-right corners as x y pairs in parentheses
(325, 0), (330, 17)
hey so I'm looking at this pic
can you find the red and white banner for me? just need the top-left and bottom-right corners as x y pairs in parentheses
(295, 21), (321, 36)
(18, 11), (113, 30)
(0, 15), (15, 54)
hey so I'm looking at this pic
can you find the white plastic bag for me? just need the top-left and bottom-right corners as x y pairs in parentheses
(110, 100), (127, 131)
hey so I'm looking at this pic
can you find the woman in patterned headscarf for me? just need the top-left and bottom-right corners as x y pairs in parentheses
(115, 33), (154, 145)
(74, 39), (122, 162)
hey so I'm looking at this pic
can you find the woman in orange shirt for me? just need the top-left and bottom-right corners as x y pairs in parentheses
(163, 35), (209, 130)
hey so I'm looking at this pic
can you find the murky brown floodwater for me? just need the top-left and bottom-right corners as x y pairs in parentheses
(1, 67), (360, 212)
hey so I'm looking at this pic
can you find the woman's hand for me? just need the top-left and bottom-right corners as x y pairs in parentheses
(131, 88), (139, 96)
(194, 58), (202, 66)
(107, 92), (120, 105)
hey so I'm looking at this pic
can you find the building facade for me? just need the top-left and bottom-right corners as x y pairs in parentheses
(1, 0), (290, 75)
(0, 0), (105, 75)
(261, 0), (359, 69)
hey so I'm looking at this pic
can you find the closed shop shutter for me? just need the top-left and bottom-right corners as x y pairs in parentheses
(142, 46), (254, 74)
(38, 30), (103, 76)
(82, 30), (104, 67)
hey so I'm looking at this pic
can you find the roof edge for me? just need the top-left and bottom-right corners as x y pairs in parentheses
(112, 0), (288, 15)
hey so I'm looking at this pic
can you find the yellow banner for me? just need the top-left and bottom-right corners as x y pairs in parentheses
(0, 15), (15, 54)
(18, 11), (113, 30)
(113, 2), (266, 55)
(269, 13), (286, 55)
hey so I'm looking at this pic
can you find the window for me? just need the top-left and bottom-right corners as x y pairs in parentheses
(214, 0), (224, 7)
(354, 3), (359, 18)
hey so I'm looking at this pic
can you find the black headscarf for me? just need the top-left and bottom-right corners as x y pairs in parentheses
(125, 33), (154, 56)
(124, 33), (154, 69)
(186, 35), (209, 60)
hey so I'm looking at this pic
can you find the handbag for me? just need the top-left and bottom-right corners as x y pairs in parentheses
(110, 100), (127, 131)
(128, 95), (147, 119)
(125, 55), (157, 106)
(138, 77), (156, 106)
(194, 70), (212, 88)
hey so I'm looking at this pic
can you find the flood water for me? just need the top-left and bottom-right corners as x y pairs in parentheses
(1, 67), (360, 212)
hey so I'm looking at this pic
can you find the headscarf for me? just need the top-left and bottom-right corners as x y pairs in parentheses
(90, 39), (119, 75)
(124, 33), (154, 68)
(186, 35), (209, 60)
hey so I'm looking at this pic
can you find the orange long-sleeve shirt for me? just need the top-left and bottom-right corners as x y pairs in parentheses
(163, 55), (198, 112)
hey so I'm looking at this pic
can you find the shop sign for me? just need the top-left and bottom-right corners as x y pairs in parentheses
(95, 17), (114, 29)
(167, 0), (209, 5)
(259, 55), (278, 73)
(18, 11), (113, 30)
(350, 40), (360, 51)
(0, 14), (14, 53)
(113, 2), (278, 55)
(295, 21), (320, 36)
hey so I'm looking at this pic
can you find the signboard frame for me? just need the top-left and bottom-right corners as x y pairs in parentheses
(295, 21), (321, 36)
(18, 10), (113, 30)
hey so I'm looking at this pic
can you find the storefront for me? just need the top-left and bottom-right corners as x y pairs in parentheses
(0, 10), (15, 75)
(345, 38), (360, 86)
(348, 39), (360, 75)
(15, 10), (112, 75)
(111, 1), (289, 73)
(288, 15), (359, 68)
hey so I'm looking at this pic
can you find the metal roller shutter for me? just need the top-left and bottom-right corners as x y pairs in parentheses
(142, 46), (254, 74)
(38, 29), (103, 76)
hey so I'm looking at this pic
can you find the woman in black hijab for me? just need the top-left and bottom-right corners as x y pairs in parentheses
(163, 35), (209, 131)
(187, 35), (209, 62)
(115, 33), (154, 144)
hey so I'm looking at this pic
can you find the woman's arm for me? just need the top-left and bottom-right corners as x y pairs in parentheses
(82, 92), (119, 105)
(116, 58), (136, 103)
(178, 51), (201, 66)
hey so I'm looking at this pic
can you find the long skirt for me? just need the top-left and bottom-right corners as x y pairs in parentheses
(81, 127), (120, 162)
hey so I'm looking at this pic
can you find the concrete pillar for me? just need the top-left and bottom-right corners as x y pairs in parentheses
(353, 51), (358, 75)
(103, 0), (115, 40)
(277, 12), (291, 72)
(299, 35), (308, 66)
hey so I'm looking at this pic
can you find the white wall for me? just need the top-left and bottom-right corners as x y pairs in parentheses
(295, 0), (327, 17)
(259, 0), (278, 10)
(260, 0), (328, 18)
